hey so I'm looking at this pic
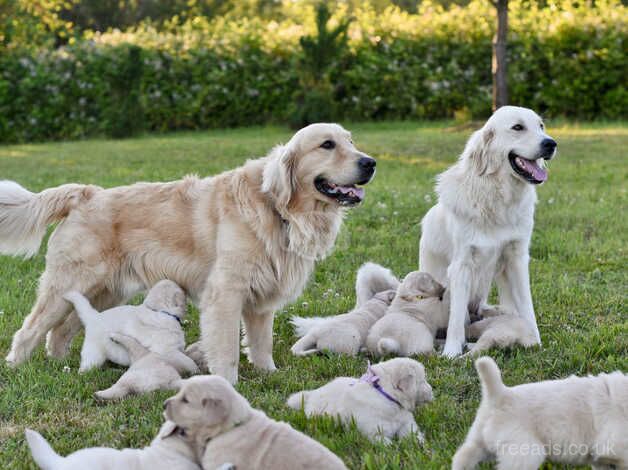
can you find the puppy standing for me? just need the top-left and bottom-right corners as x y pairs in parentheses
(419, 106), (557, 357)
(287, 358), (433, 444)
(366, 271), (446, 357)
(452, 357), (628, 469)
(164, 375), (348, 470)
(25, 421), (200, 470)
(94, 333), (190, 400)
(64, 280), (197, 373)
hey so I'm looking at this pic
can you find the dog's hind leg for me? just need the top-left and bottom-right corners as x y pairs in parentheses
(290, 333), (319, 356)
(94, 382), (131, 401)
(45, 312), (82, 358)
(452, 441), (490, 470)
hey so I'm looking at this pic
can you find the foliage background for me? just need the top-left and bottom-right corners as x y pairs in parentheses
(0, 0), (626, 140)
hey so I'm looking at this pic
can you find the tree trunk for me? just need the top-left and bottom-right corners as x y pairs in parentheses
(492, 0), (508, 111)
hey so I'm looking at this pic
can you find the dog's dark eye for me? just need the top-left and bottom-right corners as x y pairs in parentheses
(320, 140), (335, 150)
(511, 124), (525, 131)
(540, 123), (545, 130)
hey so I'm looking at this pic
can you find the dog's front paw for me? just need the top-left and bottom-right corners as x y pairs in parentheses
(442, 340), (463, 358)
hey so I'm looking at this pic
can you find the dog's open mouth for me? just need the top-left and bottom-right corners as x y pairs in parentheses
(315, 177), (365, 206)
(508, 152), (548, 184)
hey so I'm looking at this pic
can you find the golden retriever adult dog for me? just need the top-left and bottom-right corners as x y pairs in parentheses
(0, 123), (376, 383)
(419, 106), (557, 357)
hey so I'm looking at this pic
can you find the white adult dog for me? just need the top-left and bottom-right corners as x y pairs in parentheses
(452, 357), (628, 469)
(419, 106), (557, 357)
(0, 123), (376, 384)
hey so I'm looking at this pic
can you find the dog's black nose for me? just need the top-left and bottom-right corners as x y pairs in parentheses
(358, 157), (376, 170)
(541, 138), (557, 158)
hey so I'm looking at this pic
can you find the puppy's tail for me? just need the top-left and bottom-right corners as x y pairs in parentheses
(355, 262), (399, 307)
(377, 337), (400, 355)
(25, 429), (64, 470)
(475, 356), (506, 402)
(0, 180), (100, 258)
(63, 291), (98, 326)
(290, 316), (333, 338)
(286, 391), (310, 410)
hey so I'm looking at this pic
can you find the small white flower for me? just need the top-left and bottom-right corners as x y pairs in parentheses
(548, 198), (555, 204)
(302, 302), (309, 308)
(63, 366), (71, 373)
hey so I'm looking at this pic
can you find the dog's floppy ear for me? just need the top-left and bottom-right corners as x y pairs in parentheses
(465, 127), (498, 176)
(393, 369), (420, 408)
(262, 145), (298, 213)
(414, 273), (445, 298)
(202, 396), (229, 426)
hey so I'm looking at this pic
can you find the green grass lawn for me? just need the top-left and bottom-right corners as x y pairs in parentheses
(0, 121), (626, 469)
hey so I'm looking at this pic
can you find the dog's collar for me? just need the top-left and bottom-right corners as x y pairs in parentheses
(148, 306), (182, 325)
(353, 361), (403, 408)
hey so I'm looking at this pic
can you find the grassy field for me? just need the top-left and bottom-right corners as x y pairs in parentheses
(0, 121), (626, 469)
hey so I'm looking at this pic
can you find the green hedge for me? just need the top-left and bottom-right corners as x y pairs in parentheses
(0, 0), (625, 142)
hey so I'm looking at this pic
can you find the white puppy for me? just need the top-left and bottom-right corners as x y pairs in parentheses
(165, 375), (348, 470)
(290, 290), (395, 356)
(95, 333), (191, 400)
(25, 421), (200, 470)
(463, 308), (539, 356)
(452, 357), (628, 469)
(420, 106), (557, 357)
(366, 271), (447, 357)
(290, 262), (398, 356)
(64, 280), (197, 373)
(287, 358), (433, 444)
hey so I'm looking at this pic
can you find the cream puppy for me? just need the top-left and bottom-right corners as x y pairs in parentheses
(290, 289), (396, 356)
(95, 333), (192, 400)
(366, 271), (447, 357)
(164, 375), (347, 470)
(452, 357), (628, 470)
(463, 308), (538, 356)
(64, 280), (197, 373)
(287, 358), (433, 444)
(25, 421), (200, 470)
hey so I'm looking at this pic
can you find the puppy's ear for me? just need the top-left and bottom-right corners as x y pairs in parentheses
(202, 396), (229, 426)
(466, 127), (497, 176)
(262, 145), (298, 213)
(394, 371), (419, 408)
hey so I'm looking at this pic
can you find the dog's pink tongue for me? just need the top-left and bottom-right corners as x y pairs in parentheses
(522, 159), (548, 182)
(338, 186), (365, 200)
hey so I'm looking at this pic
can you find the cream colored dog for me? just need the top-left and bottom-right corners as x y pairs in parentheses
(452, 357), (628, 469)
(463, 307), (539, 356)
(94, 333), (191, 400)
(25, 421), (200, 470)
(164, 375), (348, 470)
(63, 280), (197, 374)
(420, 106), (557, 357)
(290, 262), (398, 356)
(366, 271), (447, 357)
(1, 123), (376, 384)
(287, 358), (433, 444)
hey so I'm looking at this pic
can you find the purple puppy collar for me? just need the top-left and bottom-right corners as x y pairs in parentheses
(357, 361), (403, 408)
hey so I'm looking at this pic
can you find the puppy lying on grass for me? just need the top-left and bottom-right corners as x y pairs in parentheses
(452, 357), (628, 469)
(165, 375), (347, 470)
(95, 333), (192, 400)
(287, 358), (433, 444)
(366, 271), (446, 357)
(25, 421), (200, 470)
(64, 280), (197, 374)
(463, 307), (539, 357)
(290, 262), (399, 356)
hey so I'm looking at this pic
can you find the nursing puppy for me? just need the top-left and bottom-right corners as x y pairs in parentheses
(366, 271), (447, 357)
(1, 123), (376, 384)
(63, 280), (197, 373)
(463, 308), (538, 356)
(164, 375), (347, 470)
(290, 262), (398, 356)
(287, 358), (433, 444)
(25, 421), (200, 470)
(452, 357), (628, 470)
(94, 333), (190, 400)
(419, 106), (557, 357)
